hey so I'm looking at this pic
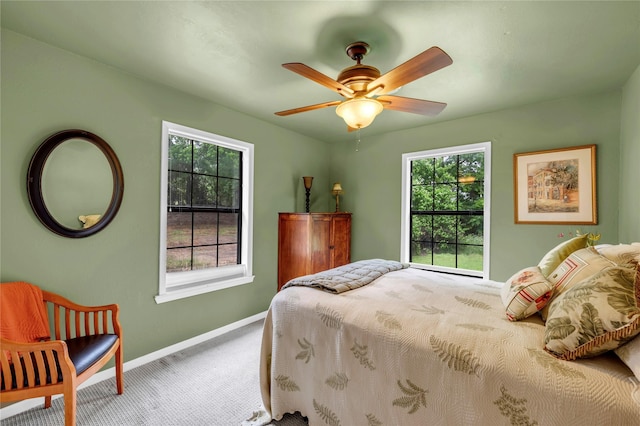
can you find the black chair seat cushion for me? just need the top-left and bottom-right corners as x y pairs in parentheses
(1, 334), (117, 390)
(66, 334), (118, 375)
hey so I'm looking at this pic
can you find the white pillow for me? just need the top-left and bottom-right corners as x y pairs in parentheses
(597, 244), (640, 268)
(615, 337), (640, 380)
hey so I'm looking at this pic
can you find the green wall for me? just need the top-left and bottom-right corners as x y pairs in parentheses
(619, 64), (640, 242)
(329, 90), (623, 281)
(1, 28), (636, 363)
(0, 30), (332, 360)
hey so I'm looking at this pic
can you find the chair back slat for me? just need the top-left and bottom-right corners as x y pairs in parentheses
(44, 349), (60, 385)
(32, 350), (47, 387)
(64, 309), (74, 339)
(11, 350), (25, 390)
(0, 353), (13, 390)
(53, 304), (62, 340)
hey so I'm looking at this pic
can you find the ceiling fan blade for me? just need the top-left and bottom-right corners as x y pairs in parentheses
(366, 47), (453, 96)
(275, 100), (342, 116)
(377, 95), (447, 116)
(282, 63), (355, 97)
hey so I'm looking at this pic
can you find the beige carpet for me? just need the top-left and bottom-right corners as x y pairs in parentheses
(1, 320), (307, 425)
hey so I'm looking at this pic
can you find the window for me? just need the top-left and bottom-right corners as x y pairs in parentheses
(156, 121), (254, 303)
(401, 142), (491, 278)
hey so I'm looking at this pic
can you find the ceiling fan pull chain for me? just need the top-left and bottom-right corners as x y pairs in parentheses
(355, 128), (361, 152)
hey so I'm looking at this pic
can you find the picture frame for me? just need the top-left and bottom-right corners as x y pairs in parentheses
(513, 144), (596, 224)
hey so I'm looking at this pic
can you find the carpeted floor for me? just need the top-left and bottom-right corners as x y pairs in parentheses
(1, 320), (307, 425)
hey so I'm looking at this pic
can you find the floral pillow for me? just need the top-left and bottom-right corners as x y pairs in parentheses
(537, 234), (588, 278)
(501, 266), (553, 321)
(540, 247), (616, 321)
(544, 265), (640, 360)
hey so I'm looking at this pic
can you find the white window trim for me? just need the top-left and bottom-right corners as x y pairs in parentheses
(155, 121), (254, 303)
(400, 141), (491, 279)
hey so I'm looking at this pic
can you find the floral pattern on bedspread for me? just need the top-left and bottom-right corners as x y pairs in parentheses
(259, 267), (640, 425)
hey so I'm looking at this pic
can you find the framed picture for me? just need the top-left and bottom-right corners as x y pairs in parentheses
(513, 144), (596, 224)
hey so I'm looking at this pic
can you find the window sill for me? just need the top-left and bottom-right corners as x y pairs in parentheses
(409, 263), (486, 279)
(154, 275), (254, 304)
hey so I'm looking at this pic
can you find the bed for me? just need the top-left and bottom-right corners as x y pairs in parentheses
(259, 253), (640, 425)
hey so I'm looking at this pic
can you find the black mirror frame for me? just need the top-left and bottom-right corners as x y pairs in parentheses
(27, 129), (124, 238)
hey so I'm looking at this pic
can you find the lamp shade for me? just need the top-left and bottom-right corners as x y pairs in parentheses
(332, 182), (343, 193)
(335, 97), (383, 129)
(302, 176), (314, 189)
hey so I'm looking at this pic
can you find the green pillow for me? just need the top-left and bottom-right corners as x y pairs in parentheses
(544, 265), (640, 360)
(538, 234), (588, 277)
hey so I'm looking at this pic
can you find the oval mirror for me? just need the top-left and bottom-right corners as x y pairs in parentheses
(27, 129), (124, 238)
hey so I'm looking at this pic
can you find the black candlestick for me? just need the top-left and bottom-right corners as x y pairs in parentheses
(302, 176), (313, 213)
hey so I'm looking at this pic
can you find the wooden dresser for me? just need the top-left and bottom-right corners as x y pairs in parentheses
(277, 212), (351, 290)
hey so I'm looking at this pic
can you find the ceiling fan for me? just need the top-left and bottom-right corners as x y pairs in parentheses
(275, 41), (453, 131)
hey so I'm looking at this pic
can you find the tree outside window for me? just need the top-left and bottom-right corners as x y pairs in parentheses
(166, 136), (241, 272)
(402, 142), (491, 278)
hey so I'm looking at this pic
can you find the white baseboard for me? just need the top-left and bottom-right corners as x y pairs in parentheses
(0, 311), (267, 419)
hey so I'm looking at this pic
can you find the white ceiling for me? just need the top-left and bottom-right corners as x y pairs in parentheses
(2, 1), (639, 143)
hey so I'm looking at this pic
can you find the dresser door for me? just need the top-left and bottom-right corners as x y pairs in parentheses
(330, 214), (351, 268)
(310, 214), (332, 273)
(277, 213), (311, 288)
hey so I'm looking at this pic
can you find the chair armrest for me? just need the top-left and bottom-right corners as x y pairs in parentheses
(41, 291), (122, 341)
(1, 338), (75, 391)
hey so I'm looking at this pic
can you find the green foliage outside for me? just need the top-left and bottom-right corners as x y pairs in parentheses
(411, 153), (484, 271)
(166, 135), (241, 272)
(167, 135), (241, 209)
(411, 252), (484, 271)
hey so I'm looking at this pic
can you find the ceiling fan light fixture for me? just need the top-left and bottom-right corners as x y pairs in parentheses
(335, 97), (383, 129)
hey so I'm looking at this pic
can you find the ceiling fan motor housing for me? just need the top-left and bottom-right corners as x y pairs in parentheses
(337, 65), (380, 93)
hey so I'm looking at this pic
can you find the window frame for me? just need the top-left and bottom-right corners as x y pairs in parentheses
(400, 142), (491, 279)
(156, 121), (254, 303)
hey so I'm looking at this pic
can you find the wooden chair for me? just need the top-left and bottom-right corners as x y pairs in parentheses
(1, 286), (123, 426)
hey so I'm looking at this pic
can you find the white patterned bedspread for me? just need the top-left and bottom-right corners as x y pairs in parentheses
(260, 267), (640, 425)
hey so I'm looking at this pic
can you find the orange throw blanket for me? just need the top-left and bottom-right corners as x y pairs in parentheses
(0, 282), (51, 343)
